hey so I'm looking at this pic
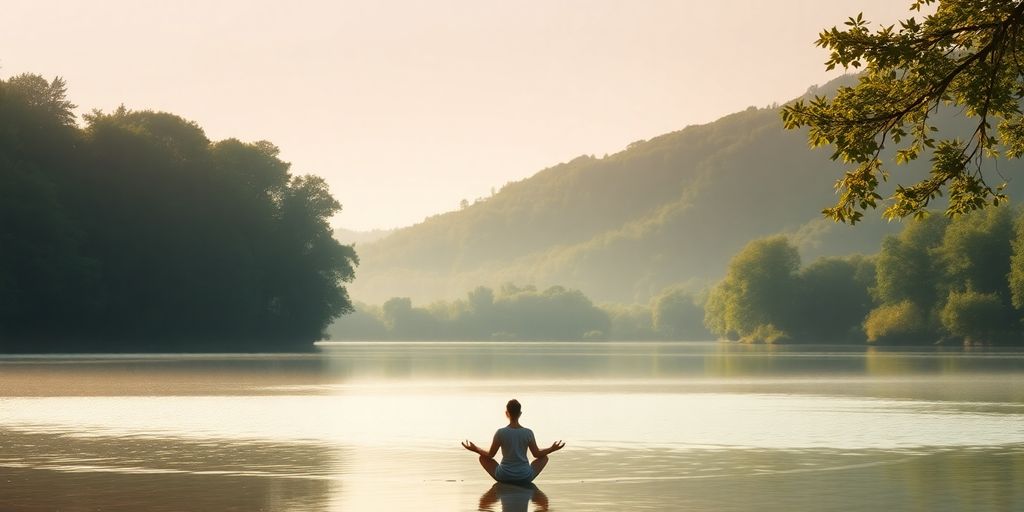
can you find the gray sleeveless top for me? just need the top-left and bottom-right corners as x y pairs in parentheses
(495, 426), (534, 480)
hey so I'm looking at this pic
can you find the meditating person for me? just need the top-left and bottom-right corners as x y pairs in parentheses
(462, 399), (565, 483)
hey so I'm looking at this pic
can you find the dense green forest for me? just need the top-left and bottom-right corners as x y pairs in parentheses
(349, 75), (1024, 305)
(706, 206), (1024, 346)
(333, 207), (1024, 345)
(0, 74), (357, 352)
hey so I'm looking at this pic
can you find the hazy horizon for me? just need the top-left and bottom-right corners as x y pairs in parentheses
(3, 0), (921, 230)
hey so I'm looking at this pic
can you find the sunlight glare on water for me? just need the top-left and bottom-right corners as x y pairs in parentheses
(2, 390), (1022, 451)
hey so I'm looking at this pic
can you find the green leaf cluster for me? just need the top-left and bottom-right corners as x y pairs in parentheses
(782, 0), (1024, 223)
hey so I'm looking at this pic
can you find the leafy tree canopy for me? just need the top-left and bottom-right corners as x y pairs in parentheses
(703, 236), (802, 342)
(0, 73), (357, 352)
(783, 0), (1024, 223)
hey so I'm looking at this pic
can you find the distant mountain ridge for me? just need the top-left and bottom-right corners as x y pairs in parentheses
(346, 76), (1024, 304)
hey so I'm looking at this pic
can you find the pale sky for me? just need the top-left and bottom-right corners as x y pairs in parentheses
(2, 1), (920, 230)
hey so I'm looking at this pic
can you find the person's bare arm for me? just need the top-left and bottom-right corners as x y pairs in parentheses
(486, 433), (500, 457)
(528, 439), (565, 458)
(462, 433), (500, 458)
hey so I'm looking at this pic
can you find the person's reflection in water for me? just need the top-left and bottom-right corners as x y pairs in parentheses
(478, 482), (550, 512)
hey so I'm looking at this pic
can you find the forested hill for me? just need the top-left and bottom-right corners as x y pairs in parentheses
(350, 75), (1024, 304)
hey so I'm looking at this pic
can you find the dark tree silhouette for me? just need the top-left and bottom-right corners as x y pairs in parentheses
(0, 73), (357, 352)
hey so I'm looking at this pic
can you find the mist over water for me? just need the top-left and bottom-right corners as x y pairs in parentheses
(2, 342), (1022, 511)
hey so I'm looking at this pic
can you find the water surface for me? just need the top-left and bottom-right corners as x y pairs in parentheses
(1, 342), (1022, 511)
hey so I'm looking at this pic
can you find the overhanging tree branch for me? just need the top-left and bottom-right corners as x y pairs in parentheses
(782, 0), (1024, 223)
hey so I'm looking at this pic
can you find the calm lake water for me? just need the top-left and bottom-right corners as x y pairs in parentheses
(1, 341), (1022, 511)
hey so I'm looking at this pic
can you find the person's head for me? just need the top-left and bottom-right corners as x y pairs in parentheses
(506, 399), (522, 420)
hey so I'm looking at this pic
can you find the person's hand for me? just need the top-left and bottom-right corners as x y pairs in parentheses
(548, 440), (565, 453)
(461, 440), (481, 453)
